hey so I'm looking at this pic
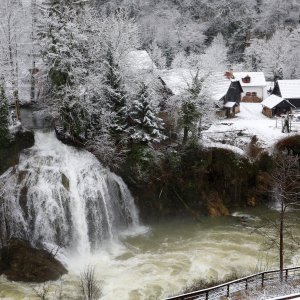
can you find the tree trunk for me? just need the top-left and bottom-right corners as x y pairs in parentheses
(30, 0), (37, 102)
(279, 211), (284, 281)
(183, 127), (188, 144)
(7, 13), (20, 120)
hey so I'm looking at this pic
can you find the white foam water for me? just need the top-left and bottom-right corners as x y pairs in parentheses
(0, 131), (143, 255)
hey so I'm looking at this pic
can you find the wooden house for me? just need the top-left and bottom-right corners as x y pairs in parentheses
(211, 73), (243, 118)
(272, 80), (300, 108)
(158, 69), (243, 118)
(261, 95), (295, 118)
(224, 71), (267, 102)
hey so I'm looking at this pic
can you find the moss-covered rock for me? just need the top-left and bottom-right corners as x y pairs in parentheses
(207, 192), (230, 217)
(120, 142), (273, 220)
(0, 239), (67, 283)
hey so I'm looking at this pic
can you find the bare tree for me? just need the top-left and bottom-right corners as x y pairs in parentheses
(255, 152), (300, 279)
(79, 265), (102, 300)
(32, 283), (50, 300)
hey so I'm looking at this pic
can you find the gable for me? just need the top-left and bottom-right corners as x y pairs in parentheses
(233, 72), (267, 87)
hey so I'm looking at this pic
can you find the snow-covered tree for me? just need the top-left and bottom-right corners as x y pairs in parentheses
(0, 0), (26, 118)
(103, 46), (129, 140)
(179, 71), (203, 144)
(150, 41), (166, 69)
(95, 9), (140, 64)
(244, 38), (265, 71)
(198, 33), (229, 72)
(129, 83), (165, 145)
(244, 28), (300, 80)
(0, 85), (10, 146)
(255, 0), (300, 36)
(40, 0), (91, 138)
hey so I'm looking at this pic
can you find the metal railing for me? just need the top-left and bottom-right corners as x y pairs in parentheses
(165, 267), (300, 300)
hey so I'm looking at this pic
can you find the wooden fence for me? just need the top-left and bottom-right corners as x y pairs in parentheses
(165, 267), (300, 300)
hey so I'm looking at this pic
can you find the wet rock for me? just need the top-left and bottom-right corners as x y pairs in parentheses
(0, 239), (67, 283)
(61, 173), (70, 191)
(247, 196), (256, 207)
(0, 130), (34, 175)
(207, 193), (229, 217)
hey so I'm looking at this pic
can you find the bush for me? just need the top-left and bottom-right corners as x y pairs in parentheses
(276, 135), (300, 155)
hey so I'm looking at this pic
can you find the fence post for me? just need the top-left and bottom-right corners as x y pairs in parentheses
(261, 273), (264, 287)
(206, 290), (208, 300)
(227, 284), (230, 297)
(286, 269), (288, 281)
(245, 278), (248, 290)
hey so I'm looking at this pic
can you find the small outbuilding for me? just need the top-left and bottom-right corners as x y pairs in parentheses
(272, 80), (300, 108)
(261, 95), (295, 118)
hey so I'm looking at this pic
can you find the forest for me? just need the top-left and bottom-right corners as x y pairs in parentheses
(1, 1), (300, 299)
(0, 0), (300, 169)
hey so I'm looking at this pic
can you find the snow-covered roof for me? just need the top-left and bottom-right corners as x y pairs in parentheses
(209, 72), (232, 101)
(125, 50), (156, 71)
(261, 94), (295, 109)
(278, 80), (300, 99)
(233, 72), (266, 87)
(158, 68), (196, 96)
(224, 101), (237, 108)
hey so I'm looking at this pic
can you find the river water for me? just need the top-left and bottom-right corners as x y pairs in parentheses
(0, 112), (299, 299)
(1, 207), (298, 300)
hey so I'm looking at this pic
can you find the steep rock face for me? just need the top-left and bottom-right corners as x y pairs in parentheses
(0, 239), (67, 283)
(0, 130), (34, 175)
(120, 146), (272, 220)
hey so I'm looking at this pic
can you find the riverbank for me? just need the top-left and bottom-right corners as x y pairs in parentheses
(120, 142), (273, 220)
(0, 207), (290, 299)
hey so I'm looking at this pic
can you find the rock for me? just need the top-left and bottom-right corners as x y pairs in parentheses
(0, 239), (67, 283)
(207, 193), (229, 217)
(247, 196), (256, 207)
(0, 129), (34, 175)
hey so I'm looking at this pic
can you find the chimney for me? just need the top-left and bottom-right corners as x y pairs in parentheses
(225, 70), (234, 80)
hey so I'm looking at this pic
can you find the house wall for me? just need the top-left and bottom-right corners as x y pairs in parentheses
(225, 81), (243, 104)
(241, 86), (265, 101)
(262, 107), (273, 118)
(272, 82), (281, 97)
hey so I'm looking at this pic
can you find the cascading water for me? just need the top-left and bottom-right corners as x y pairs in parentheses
(0, 131), (141, 254)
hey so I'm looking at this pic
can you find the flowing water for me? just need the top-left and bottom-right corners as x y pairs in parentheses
(0, 132), (299, 300)
(0, 131), (141, 253)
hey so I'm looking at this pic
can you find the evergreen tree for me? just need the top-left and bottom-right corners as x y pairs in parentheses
(103, 46), (128, 139)
(129, 83), (165, 145)
(0, 86), (10, 146)
(40, 0), (90, 139)
(180, 71), (202, 144)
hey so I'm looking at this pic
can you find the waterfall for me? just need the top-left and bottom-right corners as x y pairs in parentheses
(0, 131), (141, 254)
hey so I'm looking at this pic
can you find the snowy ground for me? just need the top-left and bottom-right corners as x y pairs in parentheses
(203, 103), (299, 155)
(231, 281), (300, 300)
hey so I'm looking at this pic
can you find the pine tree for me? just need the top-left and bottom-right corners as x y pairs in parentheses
(40, 0), (90, 139)
(0, 85), (10, 146)
(103, 46), (128, 139)
(129, 83), (165, 145)
(180, 71), (202, 144)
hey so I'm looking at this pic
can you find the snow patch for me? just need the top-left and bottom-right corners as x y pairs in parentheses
(203, 103), (298, 153)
